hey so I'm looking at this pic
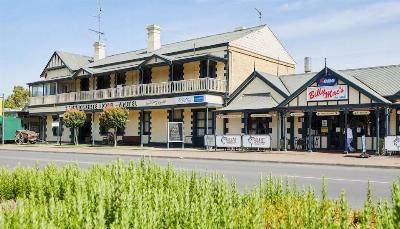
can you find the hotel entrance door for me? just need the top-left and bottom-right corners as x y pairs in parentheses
(327, 116), (343, 150)
(303, 113), (344, 151)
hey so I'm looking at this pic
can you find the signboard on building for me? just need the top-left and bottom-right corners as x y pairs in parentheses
(316, 111), (340, 116)
(167, 122), (184, 143)
(63, 95), (221, 112)
(216, 114), (242, 119)
(307, 85), (348, 101)
(353, 110), (370, 116)
(242, 135), (271, 149)
(250, 114), (272, 118)
(384, 136), (400, 152)
(52, 121), (60, 127)
(215, 135), (241, 148)
(316, 74), (338, 86)
(290, 112), (304, 117)
(204, 135), (216, 147)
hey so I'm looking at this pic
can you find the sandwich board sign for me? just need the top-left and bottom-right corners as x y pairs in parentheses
(167, 122), (184, 148)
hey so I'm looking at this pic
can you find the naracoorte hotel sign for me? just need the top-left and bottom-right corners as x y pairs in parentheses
(65, 95), (209, 111)
(307, 85), (348, 101)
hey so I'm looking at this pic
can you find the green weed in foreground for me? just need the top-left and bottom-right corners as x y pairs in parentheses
(0, 159), (398, 228)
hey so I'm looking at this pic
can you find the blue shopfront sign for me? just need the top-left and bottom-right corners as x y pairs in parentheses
(317, 74), (337, 86)
(193, 95), (205, 103)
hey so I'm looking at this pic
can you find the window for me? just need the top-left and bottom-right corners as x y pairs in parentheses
(116, 72), (126, 86)
(140, 68), (152, 84)
(170, 110), (183, 122)
(249, 117), (271, 134)
(194, 109), (213, 136)
(31, 85), (43, 97)
(97, 75), (111, 89)
(80, 78), (90, 91)
(44, 83), (56, 95)
(199, 60), (217, 78)
(170, 64), (184, 81)
(143, 111), (151, 135)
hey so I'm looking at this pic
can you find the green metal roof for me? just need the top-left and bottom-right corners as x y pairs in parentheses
(55, 51), (93, 71)
(263, 64), (400, 99)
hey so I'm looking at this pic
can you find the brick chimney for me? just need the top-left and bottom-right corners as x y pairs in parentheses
(147, 24), (161, 52)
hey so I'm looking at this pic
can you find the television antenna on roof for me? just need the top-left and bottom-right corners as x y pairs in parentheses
(89, 0), (105, 41)
(255, 8), (262, 25)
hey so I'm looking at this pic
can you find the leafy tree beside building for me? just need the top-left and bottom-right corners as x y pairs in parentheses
(99, 106), (129, 147)
(63, 109), (86, 145)
(5, 86), (29, 109)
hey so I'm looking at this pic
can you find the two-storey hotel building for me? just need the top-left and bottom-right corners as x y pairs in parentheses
(27, 25), (295, 147)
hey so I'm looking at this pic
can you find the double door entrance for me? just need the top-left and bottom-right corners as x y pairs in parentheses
(301, 114), (343, 150)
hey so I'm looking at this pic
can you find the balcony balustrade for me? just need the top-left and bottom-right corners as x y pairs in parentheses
(29, 78), (226, 106)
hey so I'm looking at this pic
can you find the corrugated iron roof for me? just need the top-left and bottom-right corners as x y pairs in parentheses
(84, 25), (265, 68)
(221, 94), (278, 111)
(55, 51), (93, 71)
(270, 64), (400, 98)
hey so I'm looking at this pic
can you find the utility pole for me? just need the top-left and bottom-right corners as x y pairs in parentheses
(1, 93), (5, 145)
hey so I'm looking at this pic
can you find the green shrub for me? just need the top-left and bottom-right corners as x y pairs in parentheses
(0, 160), (398, 228)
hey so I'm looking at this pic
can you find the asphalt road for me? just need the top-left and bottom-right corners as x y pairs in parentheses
(0, 149), (398, 209)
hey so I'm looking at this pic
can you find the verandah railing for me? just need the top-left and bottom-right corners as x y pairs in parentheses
(29, 78), (226, 106)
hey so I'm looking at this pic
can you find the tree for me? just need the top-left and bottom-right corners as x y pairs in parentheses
(63, 109), (86, 145)
(5, 86), (29, 109)
(99, 106), (129, 147)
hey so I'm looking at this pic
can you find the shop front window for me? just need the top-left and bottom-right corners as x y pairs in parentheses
(194, 110), (213, 136)
(249, 117), (271, 134)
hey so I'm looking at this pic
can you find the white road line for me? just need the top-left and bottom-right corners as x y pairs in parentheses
(0, 155), (95, 165)
(175, 167), (391, 185)
(0, 155), (393, 185)
(265, 174), (391, 185)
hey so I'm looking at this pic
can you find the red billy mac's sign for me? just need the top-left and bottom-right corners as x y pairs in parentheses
(306, 85), (348, 101)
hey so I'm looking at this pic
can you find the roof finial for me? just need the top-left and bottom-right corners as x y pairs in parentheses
(253, 61), (256, 72)
(324, 57), (327, 76)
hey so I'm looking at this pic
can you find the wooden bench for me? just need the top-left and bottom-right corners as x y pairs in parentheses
(122, 136), (141, 145)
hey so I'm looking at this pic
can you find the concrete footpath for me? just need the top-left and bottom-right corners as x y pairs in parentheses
(0, 144), (399, 169)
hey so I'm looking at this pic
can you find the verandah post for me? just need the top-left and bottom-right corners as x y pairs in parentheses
(283, 111), (287, 151)
(308, 111), (312, 152)
(344, 110), (348, 153)
(385, 107), (390, 136)
(140, 109), (144, 147)
(277, 111), (280, 151)
(376, 109), (380, 155)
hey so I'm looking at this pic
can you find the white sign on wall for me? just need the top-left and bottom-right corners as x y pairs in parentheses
(384, 136), (400, 151)
(215, 135), (242, 148)
(242, 135), (271, 148)
(307, 85), (348, 101)
(64, 95), (221, 112)
(250, 114), (273, 118)
(204, 135), (216, 147)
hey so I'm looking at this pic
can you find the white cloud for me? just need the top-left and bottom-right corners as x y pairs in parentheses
(275, 1), (400, 38)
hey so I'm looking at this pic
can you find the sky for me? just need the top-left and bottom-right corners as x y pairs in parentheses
(0, 0), (399, 96)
